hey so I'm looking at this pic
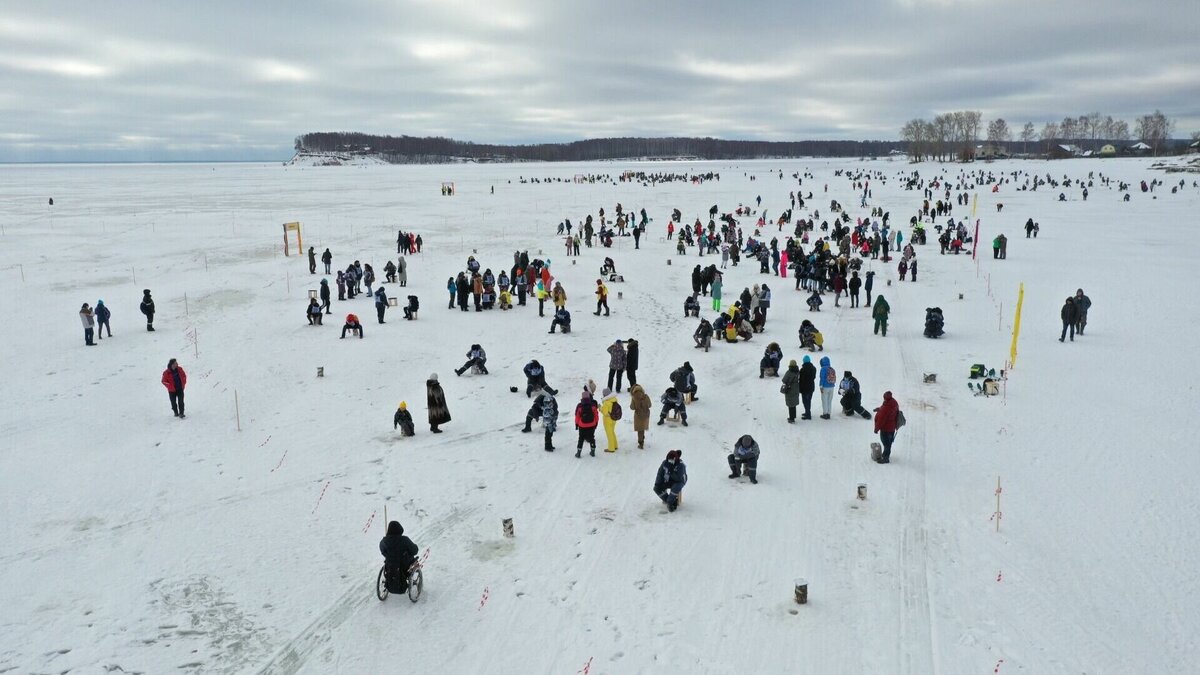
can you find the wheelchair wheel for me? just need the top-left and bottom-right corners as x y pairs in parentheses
(407, 569), (423, 603)
(376, 565), (389, 601)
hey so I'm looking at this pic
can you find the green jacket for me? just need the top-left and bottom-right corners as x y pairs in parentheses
(872, 296), (890, 319)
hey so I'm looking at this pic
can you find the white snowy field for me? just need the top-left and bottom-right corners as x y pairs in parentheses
(0, 157), (1197, 674)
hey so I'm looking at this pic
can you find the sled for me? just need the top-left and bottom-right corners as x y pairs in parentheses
(870, 442), (882, 462)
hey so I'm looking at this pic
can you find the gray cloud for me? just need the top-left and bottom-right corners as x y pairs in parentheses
(1, 0), (1197, 161)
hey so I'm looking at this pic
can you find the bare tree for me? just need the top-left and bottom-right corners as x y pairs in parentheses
(987, 118), (1012, 143)
(1060, 117), (1080, 142)
(1136, 110), (1175, 156)
(1040, 122), (1059, 154)
(933, 114), (952, 161)
(1020, 122), (1036, 155)
(901, 119), (929, 161)
(1083, 112), (1103, 150)
(1111, 120), (1131, 142)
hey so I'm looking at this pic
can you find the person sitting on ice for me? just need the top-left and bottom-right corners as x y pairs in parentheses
(403, 295), (419, 320)
(549, 306), (571, 334)
(684, 294), (700, 317)
(806, 290), (823, 312)
(654, 450), (688, 512)
(340, 313), (364, 339)
(693, 318), (714, 348)
(760, 343), (783, 377)
(393, 402), (415, 436)
(657, 387), (688, 426)
(727, 435), (760, 484)
(379, 521), (419, 592)
(455, 344), (489, 376)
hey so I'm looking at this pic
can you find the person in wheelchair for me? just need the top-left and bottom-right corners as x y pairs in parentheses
(380, 521), (419, 593)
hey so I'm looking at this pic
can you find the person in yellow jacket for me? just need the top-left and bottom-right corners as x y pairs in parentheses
(552, 282), (567, 310)
(599, 387), (619, 452)
(535, 280), (549, 317)
(594, 279), (609, 316)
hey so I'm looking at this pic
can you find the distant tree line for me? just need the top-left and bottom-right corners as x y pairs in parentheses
(294, 133), (908, 163)
(902, 109), (1182, 160)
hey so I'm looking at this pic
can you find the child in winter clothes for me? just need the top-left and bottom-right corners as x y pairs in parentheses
(818, 356), (836, 419)
(600, 388), (620, 452)
(654, 450), (688, 512)
(393, 402), (415, 436)
(575, 391), (600, 457)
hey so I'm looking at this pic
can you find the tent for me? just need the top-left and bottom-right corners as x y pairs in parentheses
(1099, 144), (1117, 157)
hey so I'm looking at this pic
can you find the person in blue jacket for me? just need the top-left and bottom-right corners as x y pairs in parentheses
(374, 286), (388, 323)
(446, 277), (456, 310)
(549, 306), (571, 334)
(818, 356), (837, 420)
(654, 450), (688, 512)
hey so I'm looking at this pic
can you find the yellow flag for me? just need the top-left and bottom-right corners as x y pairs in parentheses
(1010, 283), (1024, 367)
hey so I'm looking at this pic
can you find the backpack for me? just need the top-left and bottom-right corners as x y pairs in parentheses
(969, 363), (986, 379)
(579, 403), (596, 425)
(895, 410), (907, 429)
(609, 401), (623, 421)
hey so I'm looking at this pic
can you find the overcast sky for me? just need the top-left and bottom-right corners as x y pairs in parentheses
(2, 0), (1197, 161)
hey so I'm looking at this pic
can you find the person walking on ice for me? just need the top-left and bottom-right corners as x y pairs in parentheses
(872, 295), (890, 336)
(161, 358), (187, 418)
(873, 391), (903, 464)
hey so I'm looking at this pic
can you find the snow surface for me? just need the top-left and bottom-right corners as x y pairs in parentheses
(1, 158), (1197, 674)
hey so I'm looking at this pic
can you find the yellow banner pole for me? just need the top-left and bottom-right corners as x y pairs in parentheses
(1009, 283), (1024, 368)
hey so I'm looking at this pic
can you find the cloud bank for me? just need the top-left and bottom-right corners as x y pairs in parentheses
(1, 0), (1197, 161)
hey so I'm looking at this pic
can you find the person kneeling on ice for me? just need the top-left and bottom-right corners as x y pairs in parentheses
(380, 521), (419, 593)
(760, 342), (783, 377)
(657, 387), (689, 426)
(807, 290), (823, 311)
(574, 391), (600, 458)
(654, 450), (688, 512)
(522, 387), (560, 450)
(838, 371), (872, 419)
(728, 435), (760, 484)
(455, 344), (489, 376)
(393, 402), (415, 436)
(684, 294), (700, 317)
(549, 306), (571, 333)
(524, 360), (548, 397)
(341, 313), (364, 339)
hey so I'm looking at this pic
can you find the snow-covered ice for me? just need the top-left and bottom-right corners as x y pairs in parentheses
(1, 158), (1197, 674)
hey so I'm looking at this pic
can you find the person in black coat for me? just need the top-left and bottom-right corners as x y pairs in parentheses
(524, 360), (547, 396)
(798, 355), (817, 420)
(319, 279), (332, 314)
(379, 521), (419, 592)
(139, 289), (155, 331)
(1059, 297), (1079, 342)
(426, 373), (450, 433)
(308, 246), (317, 274)
(848, 272), (862, 308)
(624, 338), (640, 387)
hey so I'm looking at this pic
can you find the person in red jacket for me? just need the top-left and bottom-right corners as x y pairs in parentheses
(872, 391), (901, 463)
(574, 391), (599, 458)
(161, 358), (187, 418)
